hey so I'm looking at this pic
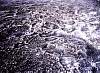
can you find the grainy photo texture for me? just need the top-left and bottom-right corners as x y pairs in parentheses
(0, 0), (100, 73)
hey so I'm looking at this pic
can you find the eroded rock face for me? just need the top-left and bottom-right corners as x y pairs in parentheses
(0, 0), (100, 73)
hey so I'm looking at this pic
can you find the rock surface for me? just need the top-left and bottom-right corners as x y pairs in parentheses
(0, 0), (100, 73)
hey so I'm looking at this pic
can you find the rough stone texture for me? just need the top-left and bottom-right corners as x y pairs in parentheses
(0, 0), (100, 73)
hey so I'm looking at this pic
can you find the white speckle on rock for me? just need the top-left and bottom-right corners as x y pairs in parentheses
(89, 11), (97, 16)
(91, 62), (96, 67)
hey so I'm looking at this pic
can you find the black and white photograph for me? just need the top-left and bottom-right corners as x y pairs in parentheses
(0, 0), (100, 73)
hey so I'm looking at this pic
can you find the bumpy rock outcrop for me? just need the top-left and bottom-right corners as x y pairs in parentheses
(0, 0), (100, 73)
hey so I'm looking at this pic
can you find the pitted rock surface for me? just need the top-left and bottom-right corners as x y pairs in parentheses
(0, 0), (100, 73)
